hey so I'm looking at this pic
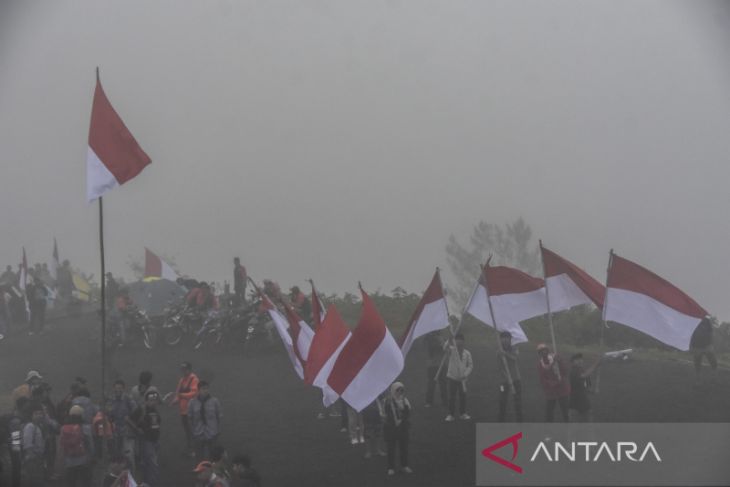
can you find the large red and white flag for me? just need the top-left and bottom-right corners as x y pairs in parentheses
(305, 304), (352, 406)
(540, 243), (605, 312)
(603, 252), (708, 351)
(86, 71), (151, 202)
(309, 280), (327, 330)
(398, 269), (449, 357)
(465, 262), (547, 343)
(144, 248), (179, 281)
(327, 289), (404, 412)
(283, 302), (315, 366)
(259, 293), (308, 379)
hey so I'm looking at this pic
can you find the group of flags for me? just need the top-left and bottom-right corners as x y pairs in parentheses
(83, 72), (712, 412)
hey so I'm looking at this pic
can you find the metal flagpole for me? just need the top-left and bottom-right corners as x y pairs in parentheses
(98, 195), (107, 459)
(595, 249), (613, 395)
(539, 240), (561, 381)
(483, 258), (516, 395)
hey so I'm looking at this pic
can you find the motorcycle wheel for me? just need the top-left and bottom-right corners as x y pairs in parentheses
(143, 326), (158, 350)
(163, 325), (183, 346)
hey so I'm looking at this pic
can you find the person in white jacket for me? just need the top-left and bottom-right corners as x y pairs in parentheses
(445, 333), (473, 421)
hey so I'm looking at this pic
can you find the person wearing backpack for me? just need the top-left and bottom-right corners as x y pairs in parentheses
(60, 405), (94, 487)
(22, 402), (47, 487)
(6, 396), (29, 487)
(129, 388), (162, 486)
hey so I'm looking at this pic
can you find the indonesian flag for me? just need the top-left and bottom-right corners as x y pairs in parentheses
(309, 280), (327, 330)
(327, 289), (404, 412)
(398, 269), (450, 357)
(283, 302), (315, 365)
(465, 262), (547, 343)
(304, 304), (352, 406)
(603, 252), (708, 351)
(260, 293), (308, 379)
(19, 247), (28, 291)
(144, 248), (179, 281)
(86, 70), (151, 202)
(540, 242), (605, 312)
(120, 471), (138, 487)
(49, 238), (60, 281)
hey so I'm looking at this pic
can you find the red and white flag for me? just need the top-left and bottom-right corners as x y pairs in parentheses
(120, 471), (138, 487)
(540, 243), (605, 312)
(465, 262), (547, 343)
(603, 252), (708, 351)
(309, 280), (327, 330)
(304, 304), (352, 406)
(283, 302), (315, 366)
(260, 293), (308, 379)
(86, 71), (151, 202)
(327, 289), (404, 412)
(144, 248), (179, 281)
(398, 269), (450, 357)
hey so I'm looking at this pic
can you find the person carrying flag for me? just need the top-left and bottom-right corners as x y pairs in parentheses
(537, 343), (570, 422)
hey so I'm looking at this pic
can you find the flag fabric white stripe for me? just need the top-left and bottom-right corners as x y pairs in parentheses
(604, 288), (701, 351)
(86, 147), (119, 202)
(545, 273), (594, 313)
(400, 298), (449, 357)
(268, 308), (305, 379)
(296, 319), (314, 361)
(464, 283), (529, 344)
(160, 258), (179, 282)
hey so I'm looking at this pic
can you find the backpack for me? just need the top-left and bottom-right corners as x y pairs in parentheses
(8, 416), (24, 453)
(60, 424), (86, 457)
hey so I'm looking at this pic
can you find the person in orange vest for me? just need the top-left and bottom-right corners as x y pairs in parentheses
(170, 361), (199, 456)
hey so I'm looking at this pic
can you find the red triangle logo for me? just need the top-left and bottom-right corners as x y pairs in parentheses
(481, 432), (523, 474)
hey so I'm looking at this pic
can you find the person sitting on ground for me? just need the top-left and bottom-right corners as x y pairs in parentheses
(568, 353), (602, 422)
(445, 333), (473, 422)
(230, 454), (261, 487)
(690, 316), (718, 385)
(383, 382), (413, 476)
(193, 460), (230, 487)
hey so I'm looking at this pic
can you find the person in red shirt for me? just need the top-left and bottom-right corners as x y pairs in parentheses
(233, 258), (247, 304)
(536, 343), (570, 422)
(170, 362), (199, 456)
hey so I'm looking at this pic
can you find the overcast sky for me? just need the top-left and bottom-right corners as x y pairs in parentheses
(1, 1), (729, 317)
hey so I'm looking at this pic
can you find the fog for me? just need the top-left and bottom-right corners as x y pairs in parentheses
(1, 1), (729, 316)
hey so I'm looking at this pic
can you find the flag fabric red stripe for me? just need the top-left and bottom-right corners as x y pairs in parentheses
(607, 253), (707, 318)
(541, 245), (605, 308)
(327, 290), (387, 394)
(88, 77), (151, 185)
(483, 265), (544, 296)
(144, 248), (162, 278)
(304, 304), (350, 385)
(398, 269), (446, 348)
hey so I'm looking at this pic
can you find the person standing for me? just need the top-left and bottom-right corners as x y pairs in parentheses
(22, 403), (47, 487)
(233, 258), (247, 304)
(537, 343), (571, 422)
(424, 330), (447, 408)
(129, 388), (162, 487)
(6, 397), (29, 487)
(188, 381), (222, 460)
(108, 379), (137, 467)
(362, 396), (386, 459)
(26, 277), (48, 335)
(497, 331), (523, 422)
(60, 405), (94, 487)
(444, 333), (473, 421)
(568, 353), (602, 422)
(170, 361), (199, 456)
(383, 382), (412, 476)
(105, 273), (120, 311)
(690, 316), (718, 385)
(11, 370), (43, 403)
(346, 405), (365, 445)
(0, 284), (9, 340)
(130, 371), (154, 408)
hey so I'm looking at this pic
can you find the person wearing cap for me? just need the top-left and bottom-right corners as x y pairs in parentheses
(188, 380), (223, 461)
(60, 404), (94, 487)
(129, 388), (162, 486)
(497, 331), (523, 422)
(537, 343), (571, 422)
(171, 361), (199, 456)
(11, 370), (43, 403)
(193, 460), (230, 487)
(383, 382), (412, 476)
(444, 333), (473, 422)
(569, 352), (602, 422)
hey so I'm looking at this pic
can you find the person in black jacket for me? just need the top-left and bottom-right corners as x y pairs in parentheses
(383, 382), (412, 476)
(691, 316), (718, 385)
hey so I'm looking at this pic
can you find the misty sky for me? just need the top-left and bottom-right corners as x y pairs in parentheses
(1, 1), (729, 317)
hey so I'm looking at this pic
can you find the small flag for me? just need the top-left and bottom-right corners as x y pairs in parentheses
(603, 252), (707, 351)
(327, 288), (404, 412)
(398, 269), (450, 357)
(310, 280), (327, 330)
(86, 70), (151, 202)
(144, 248), (179, 282)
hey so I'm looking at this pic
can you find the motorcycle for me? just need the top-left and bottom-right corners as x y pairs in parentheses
(161, 303), (202, 347)
(109, 306), (157, 350)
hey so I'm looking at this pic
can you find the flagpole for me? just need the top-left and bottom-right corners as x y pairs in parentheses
(539, 240), (561, 381)
(98, 195), (107, 458)
(595, 249), (613, 395)
(433, 267), (467, 381)
(483, 258), (516, 395)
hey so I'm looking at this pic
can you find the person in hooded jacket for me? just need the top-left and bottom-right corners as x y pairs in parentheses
(188, 381), (222, 460)
(383, 382), (413, 476)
